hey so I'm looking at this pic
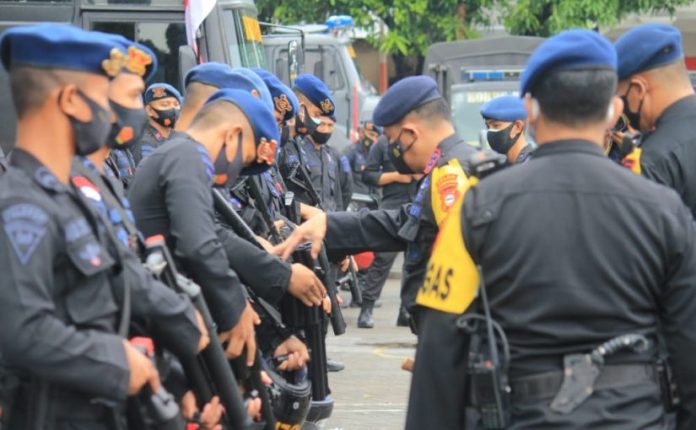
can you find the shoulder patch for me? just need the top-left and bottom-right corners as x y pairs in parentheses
(431, 159), (477, 226)
(2, 203), (49, 264)
(72, 175), (102, 202)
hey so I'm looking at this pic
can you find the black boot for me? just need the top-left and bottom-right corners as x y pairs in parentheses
(357, 300), (375, 329)
(396, 306), (411, 327)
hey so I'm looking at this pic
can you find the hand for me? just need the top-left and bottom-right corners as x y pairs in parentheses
(246, 398), (262, 421)
(322, 296), (332, 315)
(300, 203), (323, 221)
(123, 340), (160, 395)
(395, 173), (414, 184)
(199, 396), (224, 430)
(256, 235), (274, 253)
(272, 213), (327, 261)
(195, 310), (210, 352)
(274, 219), (286, 232)
(274, 335), (310, 371)
(339, 257), (350, 272)
(288, 264), (326, 306)
(219, 302), (261, 366)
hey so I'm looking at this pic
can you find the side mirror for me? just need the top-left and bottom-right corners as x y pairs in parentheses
(178, 45), (198, 93)
(287, 40), (300, 85)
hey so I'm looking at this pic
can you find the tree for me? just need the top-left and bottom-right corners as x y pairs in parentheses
(256, 0), (496, 78)
(503, 0), (696, 36)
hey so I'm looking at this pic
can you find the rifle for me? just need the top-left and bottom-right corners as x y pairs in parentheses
(212, 188), (346, 336)
(143, 235), (255, 430)
(287, 142), (363, 306)
(212, 187), (339, 405)
(246, 175), (283, 245)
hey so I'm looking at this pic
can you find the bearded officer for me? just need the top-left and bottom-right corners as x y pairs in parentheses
(411, 29), (696, 429)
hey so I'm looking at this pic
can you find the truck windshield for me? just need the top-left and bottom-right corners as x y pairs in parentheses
(222, 8), (265, 68)
(451, 89), (518, 146)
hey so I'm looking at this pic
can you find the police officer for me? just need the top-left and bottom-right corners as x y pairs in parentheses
(128, 88), (319, 367)
(0, 23), (161, 428)
(412, 29), (696, 429)
(280, 74), (352, 212)
(133, 82), (183, 165)
(273, 75), (483, 322)
(614, 24), (696, 216)
(343, 120), (381, 205)
(358, 133), (420, 328)
(480, 95), (533, 164)
(167, 64), (326, 321)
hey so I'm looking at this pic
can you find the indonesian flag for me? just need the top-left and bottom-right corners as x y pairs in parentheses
(184, 0), (217, 53)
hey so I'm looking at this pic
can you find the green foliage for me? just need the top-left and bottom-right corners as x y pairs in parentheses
(257, 0), (496, 56)
(503, 0), (696, 36)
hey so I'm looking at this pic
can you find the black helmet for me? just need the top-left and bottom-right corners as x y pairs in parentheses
(265, 368), (312, 427)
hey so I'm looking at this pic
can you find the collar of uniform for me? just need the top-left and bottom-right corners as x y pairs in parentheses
(655, 93), (696, 128)
(10, 148), (70, 193)
(147, 123), (165, 141)
(424, 133), (461, 173)
(532, 139), (605, 159)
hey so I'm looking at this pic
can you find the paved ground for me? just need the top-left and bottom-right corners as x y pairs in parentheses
(323, 274), (416, 430)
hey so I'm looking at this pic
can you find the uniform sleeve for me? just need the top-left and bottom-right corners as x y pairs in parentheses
(325, 206), (410, 255)
(216, 223), (291, 305)
(160, 149), (247, 331)
(641, 150), (683, 196)
(0, 205), (129, 402)
(118, 252), (201, 360)
(362, 140), (384, 187)
(659, 202), (696, 429)
(339, 153), (353, 210)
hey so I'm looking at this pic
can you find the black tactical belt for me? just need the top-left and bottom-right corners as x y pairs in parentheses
(511, 364), (658, 403)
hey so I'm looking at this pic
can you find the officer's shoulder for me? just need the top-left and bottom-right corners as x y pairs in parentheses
(641, 123), (695, 161)
(0, 169), (59, 225)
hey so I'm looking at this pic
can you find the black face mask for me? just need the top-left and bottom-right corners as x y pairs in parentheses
(387, 130), (417, 174)
(65, 89), (113, 156)
(151, 107), (180, 128)
(295, 106), (320, 136)
(620, 84), (643, 131)
(107, 101), (149, 150)
(311, 130), (332, 145)
(213, 134), (244, 187)
(487, 123), (521, 155)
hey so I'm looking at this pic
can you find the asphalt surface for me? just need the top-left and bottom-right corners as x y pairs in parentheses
(324, 271), (416, 430)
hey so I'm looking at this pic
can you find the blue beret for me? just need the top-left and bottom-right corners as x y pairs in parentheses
(184, 62), (235, 88)
(205, 88), (280, 148)
(615, 24), (683, 80)
(372, 76), (441, 127)
(232, 68), (274, 113)
(144, 83), (182, 105)
(480, 96), (527, 121)
(101, 33), (158, 82)
(0, 23), (124, 78)
(251, 68), (300, 122)
(520, 29), (617, 96)
(293, 74), (336, 119)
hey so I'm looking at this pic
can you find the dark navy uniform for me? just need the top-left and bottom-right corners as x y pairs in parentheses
(127, 135), (248, 331)
(360, 136), (418, 305)
(131, 123), (168, 166)
(412, 140), (696, 429)
(300, 137), (352, 211)
(615, 24), (696, 216)
(321, 135), (478, 309)
(0, 150), (131, 428)
(73, 157), (200, 357)
(516, 144), (534, 163)
(636, 94), (696, 216)
(343, 141), (375, 197)
(411, 29), (696, 430)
